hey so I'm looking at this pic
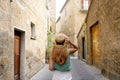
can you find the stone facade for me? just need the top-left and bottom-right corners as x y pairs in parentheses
(77, 23), (87, 60)
(45, 0), (56, 62)
(49, 0), (56, 33)
(86, 0), (120, 80)
(56, 0), (75, 42)
(56, 0), (90, 57)
(0, 0), (47, 80)
(77, 0), (92, 61)
(46, 0), (56, 33)
(56, 0), (88, 44)
(74, 0), (90, 57)
(56, 17), (61, 34)
(74, 0), (88, 44)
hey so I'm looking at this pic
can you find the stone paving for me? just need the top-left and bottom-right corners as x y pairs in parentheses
(31, 58), (109, 80)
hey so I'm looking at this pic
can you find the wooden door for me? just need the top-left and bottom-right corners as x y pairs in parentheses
(91, 24), (101, 68)
(14, 31), (21, 80)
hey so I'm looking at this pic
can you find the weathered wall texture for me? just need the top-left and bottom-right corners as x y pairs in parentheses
(74, 0), (87, 43)
(0, 0), (12, 80)
(56, 0), (88, 43)
(86, 0), (120, 79)
(49, 0), (56, 33)
(56, 0), (75, 42)
(77, 24), (87, 60)
(74, 0), (88, 57)
(56, 17), (61, 34)
(45, 0), (56, 63)
(0, 0), (47, 80)
(46, 0), (56, 33)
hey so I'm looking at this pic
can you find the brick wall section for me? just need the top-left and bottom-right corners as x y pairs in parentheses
(0, 0), (47, 80)
(86, 0), (120, 79)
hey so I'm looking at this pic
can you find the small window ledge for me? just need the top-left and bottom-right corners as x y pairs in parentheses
(79, 9), (88, 12)
(31, 36), (36, 40)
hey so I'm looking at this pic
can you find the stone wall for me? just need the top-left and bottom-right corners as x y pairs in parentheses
(0, 0), (13, 80)
(56, 0), (88, 43)
(86, 0), (120, 79)
(74, 0), (88, 57)
(56, 0), (75, 42)
(56, 17), (61, 34)
(77, 24), (87, 60)
(0, 0), (47, 80)
(49, 0), (56, 33)
(74, 0), (87, 42)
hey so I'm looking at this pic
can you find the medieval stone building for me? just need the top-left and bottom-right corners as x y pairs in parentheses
(56, 0), (75, 42)
(77, 0), (120, 80)
(46, 0), (56, 33)
(0, 0), (47, 80)
(45, 0), (56, 63)
(56, 0), (91, 57)
(55, 0), (91, 43)
(76, 0), (91, 58)
(77, 23), (87, 60)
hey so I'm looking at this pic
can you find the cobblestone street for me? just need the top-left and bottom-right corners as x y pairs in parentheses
(31, 58), (109, 80)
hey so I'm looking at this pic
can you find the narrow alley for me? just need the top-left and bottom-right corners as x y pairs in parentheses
(0, 0), (120, 80)
(31, 57), (108, 80)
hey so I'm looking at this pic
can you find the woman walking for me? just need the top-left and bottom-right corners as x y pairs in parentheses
(49, 33), (78, 80)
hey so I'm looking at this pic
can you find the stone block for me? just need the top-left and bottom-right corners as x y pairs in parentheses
(0, 0), (10, 20)
(0, 48), (3, 56)
(109, 72), (119, 80)
(2, 57), (9, 65)
(101, 68), (107, 76)
(6, 71), (13, 80)
(0, 75), (4, 80)
(0, 64), (3, 75)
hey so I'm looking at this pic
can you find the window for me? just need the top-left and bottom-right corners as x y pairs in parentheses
(46, 0), (49, 9)
(10, 0), (13, 2)
(81, 0), (89, 11)
(31, 22), (36, 40)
